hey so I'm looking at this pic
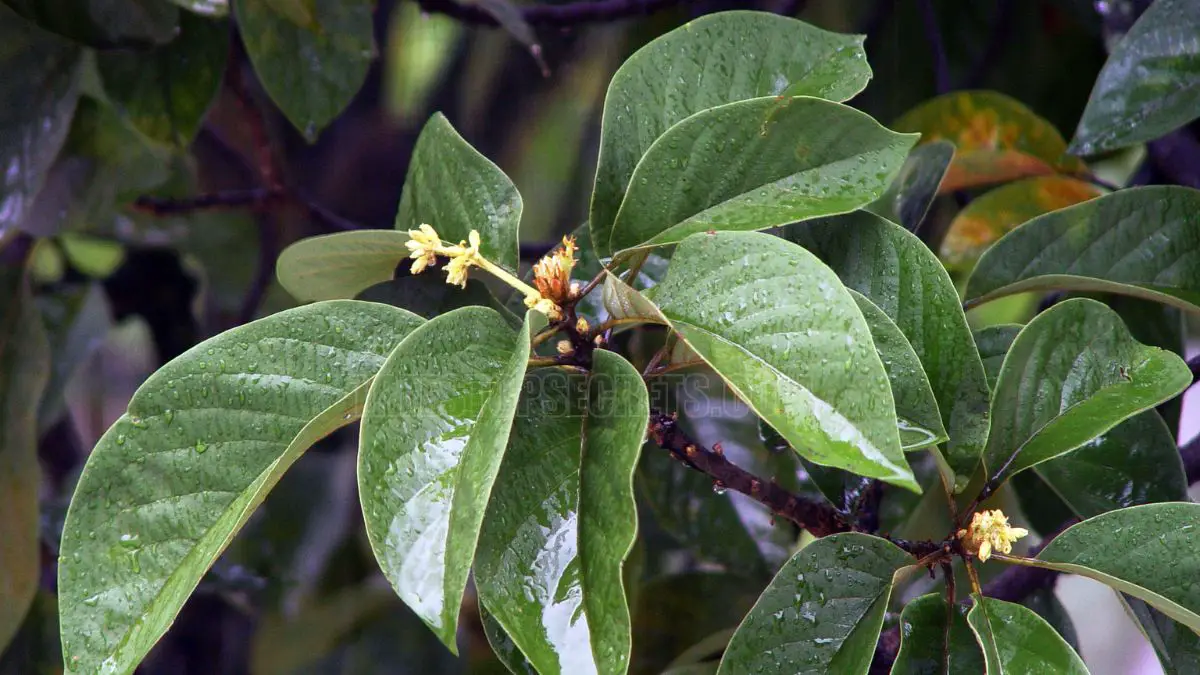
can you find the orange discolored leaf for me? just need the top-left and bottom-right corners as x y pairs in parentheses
(894, 91), (1087, 193)
(940, 176), (1102, 268)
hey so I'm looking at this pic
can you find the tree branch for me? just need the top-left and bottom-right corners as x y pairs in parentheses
(415, 0), (692, 26)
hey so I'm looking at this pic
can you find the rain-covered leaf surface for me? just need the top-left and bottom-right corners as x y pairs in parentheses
(590, 10), (872, 255)
(780, 212), (990, 487)
(277, 230), (412, 302)
(395, 113), (522, 272)
(718, 533), (912, 674)
(649, 231), (917, 490)
(981, 299), (1190, 486)
(58, 300), (423, 675)
(890, 594), (985, 675)
(358, 307), (536, 650)
(607, 97), (916, 253)
(966, 596), (1089, 674)
(966, 186), (1200, 313)
(972, 324), (1020, 389)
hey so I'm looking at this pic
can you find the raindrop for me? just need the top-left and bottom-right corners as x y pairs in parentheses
(130, 417), (148, 429)
(116, 434), (126, 446)
(195, 440), (208, 454)
(712, 481), (728, 495)
(118, 533), (140, 550)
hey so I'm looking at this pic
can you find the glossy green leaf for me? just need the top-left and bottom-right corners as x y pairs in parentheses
(607, 97), (916, 254)
(1032, 503), (1200, 632)
(980, 298), (1190, 486)
(780, 212), (991, 487)
(34, 282), (111, 432)
(58, 300), (423, 675)
(848, 290), (946, 451)
(718, 533), (912, 674)
(277, 230), (411, 302)
(590, 10), (872, 256)
(0, 268), (50, 654)
(357, 274), (511, 322)
(972, 324), (1021, 389)
(395, 113), (522, 272)
(0, 5), (80, 236)
(867, 140), (953, 233)
(890, 594), (984, 675)
(235, 0), (373, 140)
(480, 600), (537, 675)
(1036, 411), (1187, 519)
(966, 596), (1089, 674)
(650, 231), (917, 490)
(965, 186), (1200, 314)
(476, 353), (647, 675)
(3, 0), (178, 48)
(97, 12), (229, 146)
(1069, 0), (1200, 155)
(1123, 597), (1200, 675)
(760, 418), (868, 516)
(358, 307), (537, 650)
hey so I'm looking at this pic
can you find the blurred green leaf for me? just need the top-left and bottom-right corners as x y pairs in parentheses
(1069, 0), (1200, 155)
(34, 282), (111, 432)
(590, 10), (872, 256)
(57, 301), (422, 675)
(965, 186), (1200, 314)
(59, 233), (125, 278)
(358, 308), (537, 651)
(3, 0), (178, 48)
(235, 0), (373, 139)
(630, 573), (760, 675)
(251, 583), (395, 675)
(891, 594), (984, 675)
(966, 596), (1088, 674)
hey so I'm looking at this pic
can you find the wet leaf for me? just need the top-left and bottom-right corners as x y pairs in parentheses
(1033, 503), (1200, 632)
(0, 5), (81, 236)
(608, 97), (916, 254)
(966, 595), (1088, 674)
(358, 308), (538, 650)
(971, 324), (1020, 389)
(395, 113), (522, 273)
(718, 533), (913, 674)
(58, 300), (423, 675)
(980, 298), (1190, 486)
(480, 600), (537, 675)
(277, 230), (411, 302)
(235, 0), (373, 140)
(893, 91), (1086, 192)
(848, 290), (946, 451)
(648, 231), (917, 491)
(476, 350), (648, 674)
(965, 186), (1200, 313)
(890, 594), (984, 675)
(4, 0), (178, 48)
(1122, 597), (1200, 675)
(356, 274), (511, 322)
(780, 212), (991, 489)
(1069, 0), (1200, 155)
(941, 176), (1102, 268)
(0, 267), (50, 654)
(97, 12), (229, 146)
(590, 11), (871, 255)
(867, 140), (954, 232)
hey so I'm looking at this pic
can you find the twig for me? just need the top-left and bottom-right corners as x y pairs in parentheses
(415, 0), (692, 26)
(917, 0), (951, 94)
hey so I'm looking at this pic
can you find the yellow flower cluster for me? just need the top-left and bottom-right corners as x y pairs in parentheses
(957, 509), (1028, 562)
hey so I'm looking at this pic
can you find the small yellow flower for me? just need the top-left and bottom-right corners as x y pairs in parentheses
(532, 235), (577, 304)
(556, 339), (574, 356)
(575, 317), (589, 334)
(524, 294), (561, 320)
(405, 223), (442, 275)
(442, 230), (482, 288)
(958, 509), (1029, 562)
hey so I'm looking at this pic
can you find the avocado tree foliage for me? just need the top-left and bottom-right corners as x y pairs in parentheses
(3, 1), (1200, 674)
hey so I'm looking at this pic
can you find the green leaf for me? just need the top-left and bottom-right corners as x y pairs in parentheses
(1022, 587), (1081, 655)
(780, 212), (991, 488)
(395, 113), (522, 272)
(890, 594), (984, 675)
(1032, 503), (1200, 632)
(35, 282), (111, 432)
(480, 600), (536, 675)
(718, 533), (912, 674)
(1069, 0), (1200, 155)
(476, 351), (648, 674)
(760, 418), (869, 516)
(848, 290), (946, 451)
(965, 186), (1200, 314)
(4, 0), (178, 48)
(972, 324), (1020, 389)
(0, 5), (80, 235)
(0, 268), (50, 654)
(277, 230), (411, 302)
(649, 231), (917, 491)
(97, 12), (229, 146)
(866, 140), (953, 232)
(358, 307), (538, 650)
(607, 97), (916, 254)
(1123, 597), (1200, 675)
(1036, 411), (1188, 519)
(58, 300), (423, 675)
(980, 298), (1190, 486)
(357, 274), (512, 322)
(589, 10), (871, 256)
(235, 0), (373, 140)
(966, 596), (1089, 674)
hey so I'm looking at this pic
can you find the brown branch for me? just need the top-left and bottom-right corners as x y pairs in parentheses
(648, 409), (852, 538)
(415, 0), (692, 27)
